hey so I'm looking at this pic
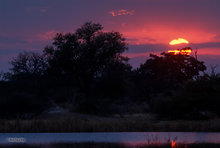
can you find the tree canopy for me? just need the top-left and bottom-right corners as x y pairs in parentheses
(8, 52), (47, 81)
(138, 52), (206, 88)
(43, 22), (130, 89)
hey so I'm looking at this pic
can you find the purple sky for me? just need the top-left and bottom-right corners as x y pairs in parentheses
(1, 0), (220, 72)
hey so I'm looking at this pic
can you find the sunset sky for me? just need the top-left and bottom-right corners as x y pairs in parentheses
(1, 0), (220, 71)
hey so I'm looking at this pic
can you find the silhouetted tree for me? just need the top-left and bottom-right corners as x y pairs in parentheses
(41, 22), (133, 113)
(9, 51), (47, 80)
(44, 22), (130, 90)
(137, 52), (206, 91)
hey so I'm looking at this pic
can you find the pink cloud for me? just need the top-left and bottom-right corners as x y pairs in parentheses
(38, 30), (57, 40)
(109, 9), (135, 16)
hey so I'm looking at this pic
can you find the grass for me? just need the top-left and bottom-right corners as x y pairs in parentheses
(0, 143), (220, 148)
(1, 116), (220, 132)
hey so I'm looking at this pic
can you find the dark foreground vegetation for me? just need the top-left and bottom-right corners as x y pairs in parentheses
(1, 118), (220, 132)
(1, 143), (220, 148)
(0, 22), (220, 124)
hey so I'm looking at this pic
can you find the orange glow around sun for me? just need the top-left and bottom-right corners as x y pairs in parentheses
(168, 48), (192, 55)
(169, 38), (189, 45)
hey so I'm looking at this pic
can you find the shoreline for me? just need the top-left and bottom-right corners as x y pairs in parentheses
(0, 143), (219, 148)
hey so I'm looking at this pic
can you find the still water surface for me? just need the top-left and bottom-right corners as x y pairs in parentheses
(0, 132), (220, 144)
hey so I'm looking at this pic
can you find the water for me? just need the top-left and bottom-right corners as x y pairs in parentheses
(0, 132), (220, 144)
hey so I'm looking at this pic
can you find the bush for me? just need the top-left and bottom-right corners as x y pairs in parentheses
(0, 92), (48, 119)
(151, 74), (220, 120)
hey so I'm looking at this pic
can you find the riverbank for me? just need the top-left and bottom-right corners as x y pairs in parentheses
(1, 114), (220, 132)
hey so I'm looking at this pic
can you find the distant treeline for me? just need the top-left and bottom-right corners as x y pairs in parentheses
(0, 22), (220, 120)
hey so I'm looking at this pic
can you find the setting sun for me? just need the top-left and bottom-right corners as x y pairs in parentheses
(169, 38), (189, 45)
